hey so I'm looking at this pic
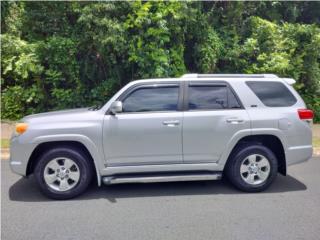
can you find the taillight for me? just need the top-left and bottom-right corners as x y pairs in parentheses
(298, 109), (314, 120)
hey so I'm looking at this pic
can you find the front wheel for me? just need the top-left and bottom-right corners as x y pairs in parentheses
(34, 147), (93, 200)
(226, 144), (278, 192)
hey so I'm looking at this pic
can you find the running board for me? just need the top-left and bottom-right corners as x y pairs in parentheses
(102, 172), (222, 185)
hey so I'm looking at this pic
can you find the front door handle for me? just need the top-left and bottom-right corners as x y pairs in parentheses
(226, 118), (244, 124)
(163, 120), (180, 127)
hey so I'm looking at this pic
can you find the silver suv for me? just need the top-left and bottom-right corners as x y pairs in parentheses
(10, 74), (313, 199)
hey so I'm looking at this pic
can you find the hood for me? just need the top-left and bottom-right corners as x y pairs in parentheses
(23, 108), (95, 123)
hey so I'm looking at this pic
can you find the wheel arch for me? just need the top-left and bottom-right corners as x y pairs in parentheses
(27, 139), (102, 185)
(223, 134), (286, 175)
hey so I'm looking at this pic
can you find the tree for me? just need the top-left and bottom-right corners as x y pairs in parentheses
(1, 1), (319, 121)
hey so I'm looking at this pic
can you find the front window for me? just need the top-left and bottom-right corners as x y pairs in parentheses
(122, 85), (179, 112)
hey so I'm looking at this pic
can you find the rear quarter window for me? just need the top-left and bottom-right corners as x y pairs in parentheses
(246, 81), (297, 107)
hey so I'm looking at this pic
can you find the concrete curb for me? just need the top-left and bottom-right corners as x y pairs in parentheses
(314, 148), (320, 156)
(1, 149), (10, 160)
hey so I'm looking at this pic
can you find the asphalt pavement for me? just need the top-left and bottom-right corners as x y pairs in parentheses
(2, 157), (320, 240)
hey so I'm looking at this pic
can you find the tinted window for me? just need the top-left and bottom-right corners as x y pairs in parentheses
(246, 81), (297, 107)
(122, 86), (179, 112)
(188, 85), (241, 110)
(228, 88), (242, 109)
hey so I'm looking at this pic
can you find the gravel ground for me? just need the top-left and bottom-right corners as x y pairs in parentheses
(313, 124), (320, 138)
(1, 122), (15, 140)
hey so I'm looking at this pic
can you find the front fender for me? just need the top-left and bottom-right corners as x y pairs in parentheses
(31, 134), (104, 186)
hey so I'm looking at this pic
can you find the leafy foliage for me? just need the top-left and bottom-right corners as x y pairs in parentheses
(124, 1), (187, 78)
(1, 1), (320, 121)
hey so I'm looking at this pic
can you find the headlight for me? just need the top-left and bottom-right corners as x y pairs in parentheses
(15, 123), (28, 135)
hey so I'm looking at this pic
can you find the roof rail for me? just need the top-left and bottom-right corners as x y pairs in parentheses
(282, 78), (296, 85)
(181, 73), (279, 78)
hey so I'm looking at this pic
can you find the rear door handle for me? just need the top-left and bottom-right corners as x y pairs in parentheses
(163, 120), (180, 127)
(226, 118), (244, 124)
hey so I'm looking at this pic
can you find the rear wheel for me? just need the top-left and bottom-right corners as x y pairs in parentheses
(34, 147), (93, 200)
(226, 144), (278, 192)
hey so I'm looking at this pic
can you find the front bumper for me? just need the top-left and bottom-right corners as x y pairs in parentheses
(9, 136), (36, 176)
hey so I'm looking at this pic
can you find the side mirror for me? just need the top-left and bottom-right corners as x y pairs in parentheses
(110, 101), (123, 115)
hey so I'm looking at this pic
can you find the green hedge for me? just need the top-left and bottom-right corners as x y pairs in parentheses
(1, 2), (319, 121)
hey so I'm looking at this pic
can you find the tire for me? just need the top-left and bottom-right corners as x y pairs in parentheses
(34, 147), (93, 200)
(225, 144), (278, 192)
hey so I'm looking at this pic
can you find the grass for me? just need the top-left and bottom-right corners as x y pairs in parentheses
(313, 137), (320, 148)
(1, 119), (16, 124)
(1, 139), (10, 149)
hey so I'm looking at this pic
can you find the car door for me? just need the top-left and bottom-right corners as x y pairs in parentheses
(103, 82), (184, 166)
(182, 81), (250, 163)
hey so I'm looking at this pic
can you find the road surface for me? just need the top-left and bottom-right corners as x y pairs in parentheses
(2, 158), (320, 240)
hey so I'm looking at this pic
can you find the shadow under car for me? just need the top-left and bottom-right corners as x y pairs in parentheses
(8, 174), (307, 203)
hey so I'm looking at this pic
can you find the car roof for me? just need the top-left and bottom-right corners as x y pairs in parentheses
(130, 74), (296, 85)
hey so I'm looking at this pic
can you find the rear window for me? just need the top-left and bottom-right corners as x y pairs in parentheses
(188, 85), (241, 110)
(246, 81), (297, 107)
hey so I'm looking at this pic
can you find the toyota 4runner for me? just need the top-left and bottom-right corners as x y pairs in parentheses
(10, 74), (313, 199)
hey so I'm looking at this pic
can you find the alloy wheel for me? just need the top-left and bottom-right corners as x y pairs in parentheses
(240, 154), (271, 185)
(43, 157), (80, 192)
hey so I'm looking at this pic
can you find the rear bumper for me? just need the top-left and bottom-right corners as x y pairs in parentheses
(9, 136), (36, 176)
(286, 145), (313, 166)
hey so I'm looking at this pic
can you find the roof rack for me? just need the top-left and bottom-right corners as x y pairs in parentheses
(181, 73), (279, 78)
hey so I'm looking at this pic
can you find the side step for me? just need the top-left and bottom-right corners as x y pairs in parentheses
(102, 171), (222, 185)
